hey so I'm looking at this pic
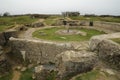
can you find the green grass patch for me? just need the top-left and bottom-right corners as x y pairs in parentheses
(19, 68), (57, 80)
(70, 16), (120, 23)
(47, 15), (62, 19)
(0, 25), (11, 32)
(0, 16), (38, 32)
(75, 70), (120, 80)
(75, 70), (99, 80)
(111, 38), (120, 44)
(46, 71), (57, 80)
(33, 27), (105, 42)
(0, 73), (13, 80)
(75, 70), (119, 80)
(44, 15), (62, 25)
(19, 68), (34, 80)
(44, 19), (57, 25)
(43, 15), (120, 24)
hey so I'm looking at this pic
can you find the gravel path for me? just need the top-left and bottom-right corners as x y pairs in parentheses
(18, 26), (55, 39)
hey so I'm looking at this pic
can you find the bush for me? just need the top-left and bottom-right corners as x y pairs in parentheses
(3, 12), (10, 17)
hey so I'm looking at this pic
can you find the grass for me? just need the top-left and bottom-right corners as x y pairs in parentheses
(1, 15), (120, 32)
(0, 25), (13, 32)
(19, 68), (34, 80)
(19, 67), (57, 80)
(44, 19), (57, 25)
(111, 38), (120, 44)
(0, 73), (13, 80)
(46, 71), (57, 80)
(70, 16), (120, 23)
(75, 70), (119, 80)
(33, 27), (105, 42)
(44, 16), (120, 25)
(44, 15), (62, 25)
(75, 70), (99, 80)
(0, 16), (38, 32)
(0, 67), (56, 80)
(43, 15), (120, 24)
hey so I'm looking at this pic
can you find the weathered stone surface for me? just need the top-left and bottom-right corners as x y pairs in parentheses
(97, 40), (120, 69)
(0, 46), (11, 76)
(15, 25), (28, 31)
(0, 46), (3, 55)
(71, 42), (89, 51)
(5, 30), (18, 39)
(89, 32), (120, 51)
(9, 37), (73, 64)
(31, 22), (44, 28)
(94, 21), (120, 32)
(0, 32), (6, 46)
(89, 37), (103, 51)
(21, 67), (27, 72)
(7, 48), (24, 64)
(34, 65), (56, 80)
(55, 50), (97, 79)
(89, 32), (120, 70)
(79, 21), (88, 26)
(0, 31), (18, 46)
(0, 55), (11, 75)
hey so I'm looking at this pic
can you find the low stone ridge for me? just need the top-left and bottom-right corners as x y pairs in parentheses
(9, 37), (73, 64)
(55, 50), (97, 79)
(89, 32), (120, 70)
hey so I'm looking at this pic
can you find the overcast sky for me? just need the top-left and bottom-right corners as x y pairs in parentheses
(0, 0), (120, 15)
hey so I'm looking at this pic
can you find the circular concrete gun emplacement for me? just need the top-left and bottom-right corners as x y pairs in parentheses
(32, 27), (105, 42)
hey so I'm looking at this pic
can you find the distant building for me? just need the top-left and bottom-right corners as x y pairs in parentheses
(62, 12), (80, 17)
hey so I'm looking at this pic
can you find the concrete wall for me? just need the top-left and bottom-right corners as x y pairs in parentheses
(9, 38), (73, 64)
